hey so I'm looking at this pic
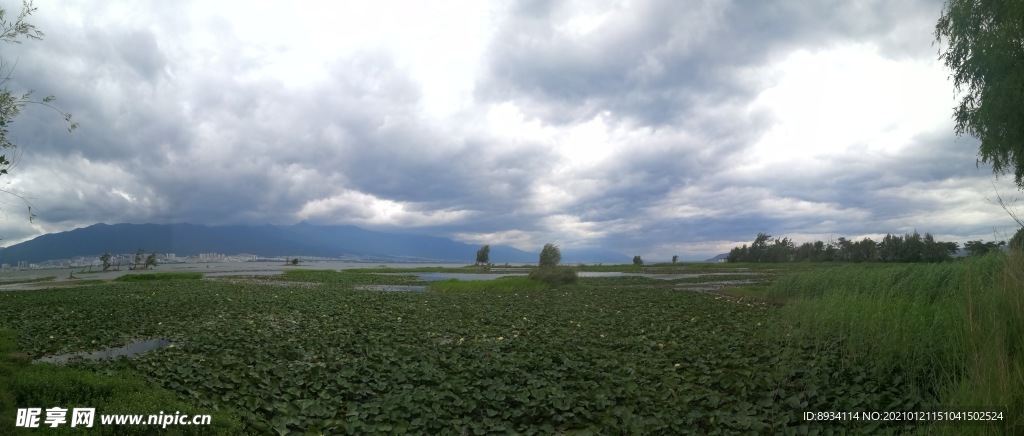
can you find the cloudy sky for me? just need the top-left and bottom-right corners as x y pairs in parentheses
(0, 0), (1019, 260)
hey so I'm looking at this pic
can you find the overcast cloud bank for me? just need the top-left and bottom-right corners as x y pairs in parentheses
(0, 0), (1018, 261)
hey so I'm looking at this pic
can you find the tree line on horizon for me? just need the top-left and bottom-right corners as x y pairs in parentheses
(96, 249), (158, 271)
(727, 230), (1024, 263)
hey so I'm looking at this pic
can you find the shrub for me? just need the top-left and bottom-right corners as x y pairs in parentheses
(539, 243), (561, 268)
(528, 266), (578, 286)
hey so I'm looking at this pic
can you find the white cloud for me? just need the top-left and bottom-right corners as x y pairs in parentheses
(745, 43), (953, 168)
(297, 190), (472, 228)
(540, 214), (608, 243)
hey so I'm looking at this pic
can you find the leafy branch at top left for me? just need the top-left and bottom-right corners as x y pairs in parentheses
(0, 0), (78, 221)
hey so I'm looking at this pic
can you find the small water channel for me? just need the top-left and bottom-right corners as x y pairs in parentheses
(383, 272), (529, 281)
(354, 285), (427, 292)
(35, 338), (172, 364)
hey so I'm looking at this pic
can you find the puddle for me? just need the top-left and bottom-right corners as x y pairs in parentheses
(35, 338), (172, 364)
(354, 285), (427, 292)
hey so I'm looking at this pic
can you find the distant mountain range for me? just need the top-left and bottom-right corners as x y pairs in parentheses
(705, 253), (729, 262)
(0, 223), (629, 265)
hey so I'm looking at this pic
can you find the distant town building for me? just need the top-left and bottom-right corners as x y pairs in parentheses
(198, 253), (226, 262)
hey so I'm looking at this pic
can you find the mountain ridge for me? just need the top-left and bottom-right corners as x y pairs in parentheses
(0, 223), (629, 265)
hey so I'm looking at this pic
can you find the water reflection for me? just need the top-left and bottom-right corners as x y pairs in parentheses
(35, 338), (172, 364)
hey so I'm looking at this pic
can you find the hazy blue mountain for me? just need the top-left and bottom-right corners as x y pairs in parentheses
(0, 223), (322, 264)
(0, 223), (627, 265)
(705, 253), (729, 262)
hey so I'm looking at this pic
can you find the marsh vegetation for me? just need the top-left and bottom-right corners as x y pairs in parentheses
(0, 257), (1018, 434)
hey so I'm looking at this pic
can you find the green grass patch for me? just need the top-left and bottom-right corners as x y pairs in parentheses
(0, 328), (243, 434)
(282, 269), (422, 286)
(67, 279), (108, 286)
(114, 272), (204, 282)
(0, 276), (57, 285)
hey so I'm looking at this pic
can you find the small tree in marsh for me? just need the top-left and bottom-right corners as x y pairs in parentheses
(133, 248), (144, 270)
(539, 243), (561, 268)
(671, 255), (678, 264)
(145, 252), (157, 269)
(475, 245), (490, 266)
(632, 255), (643, 266)
(99, 252), (111, 271)
(531, 243), (575, 286)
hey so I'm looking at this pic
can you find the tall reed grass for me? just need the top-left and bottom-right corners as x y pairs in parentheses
(765, 252), (1021, 434)
(945, 251), (1024, 433)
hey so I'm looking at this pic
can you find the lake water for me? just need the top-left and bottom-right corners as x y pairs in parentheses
(0, 262), (472, 290)
(1, 262), (760, 292)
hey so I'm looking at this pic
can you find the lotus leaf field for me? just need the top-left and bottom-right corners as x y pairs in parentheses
(0, 266), (1004, 434)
